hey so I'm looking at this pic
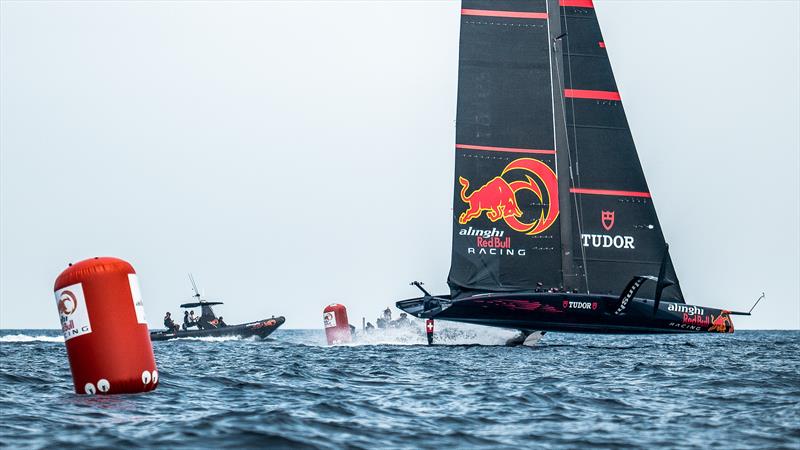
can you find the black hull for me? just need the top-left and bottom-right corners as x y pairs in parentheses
(397, 293), (734, 335)
(150, 317), (285, 342)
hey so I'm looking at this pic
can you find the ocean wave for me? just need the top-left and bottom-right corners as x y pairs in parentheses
(0, 334), (63, 343)
(0, 330), (797, 449)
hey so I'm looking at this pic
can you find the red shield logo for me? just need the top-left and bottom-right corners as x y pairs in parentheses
(601, 210), (615, 231)
(562, 300), (569, 309)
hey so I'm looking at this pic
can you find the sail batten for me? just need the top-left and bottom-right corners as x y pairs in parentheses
(564, 89), (621, 101)
(456, 144), (556, 155)
(461, 9), (548, 19)
(559, 0), (594, 7)
(570, 188), (652, 198)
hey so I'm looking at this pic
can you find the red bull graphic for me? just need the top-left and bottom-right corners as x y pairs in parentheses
(708, 311), (734, 333)
(458, 158), (559, 235)
(668, 309), (735, 333)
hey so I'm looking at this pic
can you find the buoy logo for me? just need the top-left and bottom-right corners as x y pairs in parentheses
(58, 291), (78, 315)
(54, 283), (92, 341)
(323, 312), (337, 328)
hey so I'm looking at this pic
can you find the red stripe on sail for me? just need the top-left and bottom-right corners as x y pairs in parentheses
(598, 41), (606, 48)
(570, 188), (652, 198)
(564, 89), (621, 101)
(559, 0), (594, 8)
(456, 144), (556, 155)
(461, 9), (548, 19)
(558, 0), (594, 8)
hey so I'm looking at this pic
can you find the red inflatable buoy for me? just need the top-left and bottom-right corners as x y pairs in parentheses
(54, 257), (158, 395)
(323, 303), (351, 345)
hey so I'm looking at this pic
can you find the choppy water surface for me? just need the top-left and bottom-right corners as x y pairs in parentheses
(1, 328), (798, 449)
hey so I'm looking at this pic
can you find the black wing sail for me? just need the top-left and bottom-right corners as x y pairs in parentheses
(557, 0), (684, 302)
(448, 0), (564, 296)
(398, 0), (741, 334)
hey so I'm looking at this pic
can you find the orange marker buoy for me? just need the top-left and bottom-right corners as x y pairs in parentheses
(323, 303), (351, 345)
(54, 257), (158, 395)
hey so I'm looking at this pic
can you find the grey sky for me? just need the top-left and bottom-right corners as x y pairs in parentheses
(1, 1), (798, 330)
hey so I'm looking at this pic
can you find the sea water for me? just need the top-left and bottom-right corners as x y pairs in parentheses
(1, 328), (798, 449)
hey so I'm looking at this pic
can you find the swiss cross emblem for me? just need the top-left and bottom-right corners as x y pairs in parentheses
(601, 210), (615, 231)
(426, 320), (434, 332)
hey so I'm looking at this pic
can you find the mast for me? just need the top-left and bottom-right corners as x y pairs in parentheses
(547, 0), (581, 292)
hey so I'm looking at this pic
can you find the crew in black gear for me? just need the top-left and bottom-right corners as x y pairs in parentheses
(164, 312), (179, 333)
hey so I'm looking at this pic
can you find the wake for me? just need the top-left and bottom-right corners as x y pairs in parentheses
(168, 335), (261, 342)
(347, 322), (518, 347)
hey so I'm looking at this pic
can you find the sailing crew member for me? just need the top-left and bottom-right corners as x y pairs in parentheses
(395, 312), (411, 328)
(377, 308), (392, 329)
(217, 317), (227, 327)
(183, 311), (193, 330)
(164, 312), (178, 333)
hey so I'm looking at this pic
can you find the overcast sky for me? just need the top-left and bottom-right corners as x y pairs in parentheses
(1, 1), (798, 330)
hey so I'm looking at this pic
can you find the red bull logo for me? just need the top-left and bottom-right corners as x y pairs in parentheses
(708, 311), (734, 333)
(458, 158), (559, 235)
